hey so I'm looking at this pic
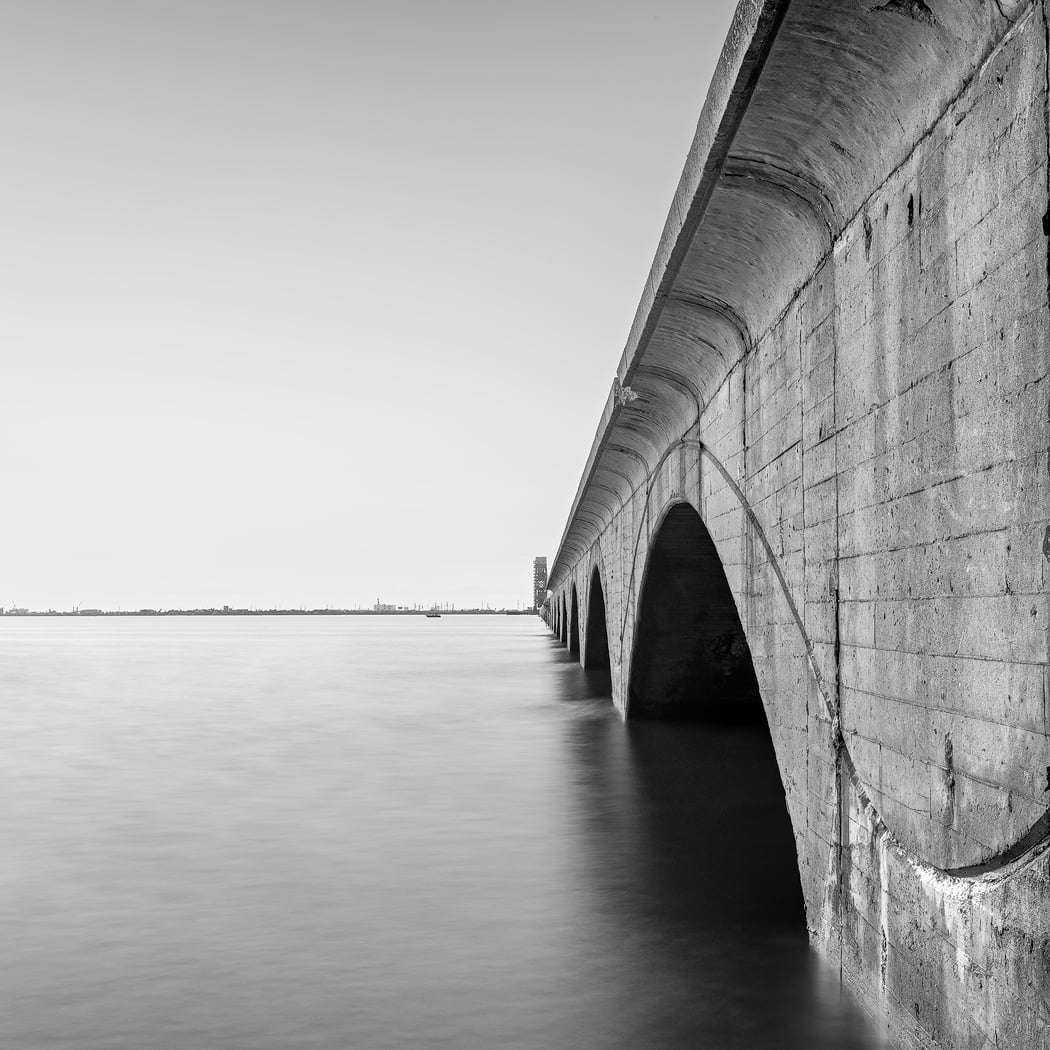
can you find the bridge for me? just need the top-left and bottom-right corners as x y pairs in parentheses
(545, 1), (1050, 1046)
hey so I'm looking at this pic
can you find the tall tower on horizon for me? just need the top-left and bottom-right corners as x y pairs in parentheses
(532, 557), (547, 612)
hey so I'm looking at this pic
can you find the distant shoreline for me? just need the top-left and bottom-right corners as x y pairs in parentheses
(2, 608), (539, 618)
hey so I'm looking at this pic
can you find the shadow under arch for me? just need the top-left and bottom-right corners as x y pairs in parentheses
(559, 595), (568, 645)
(584, 567), (611, 673)
(629, 502), (761, 722)
(569, 585), (580, 656)
(626, 501), (806, 930)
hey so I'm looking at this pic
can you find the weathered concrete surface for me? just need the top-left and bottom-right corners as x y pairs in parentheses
(548, 1), (1050, 1046)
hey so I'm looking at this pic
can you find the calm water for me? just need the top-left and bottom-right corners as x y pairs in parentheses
(3, 616), (887, 1048)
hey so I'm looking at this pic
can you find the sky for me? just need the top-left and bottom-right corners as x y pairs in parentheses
(1, 0), (737, 612)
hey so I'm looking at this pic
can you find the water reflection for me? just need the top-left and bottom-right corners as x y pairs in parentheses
(551, 647), (887, 1049)
(2, 618), (887, 1049)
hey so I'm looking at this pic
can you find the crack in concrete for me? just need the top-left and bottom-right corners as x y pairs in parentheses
(1043, 0), (1050, 751)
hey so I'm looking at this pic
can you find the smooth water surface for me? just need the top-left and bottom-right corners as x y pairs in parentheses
(2, 616), (887, 1048)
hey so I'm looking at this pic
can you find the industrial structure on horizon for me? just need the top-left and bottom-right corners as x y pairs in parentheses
(532, 557), (547, 613)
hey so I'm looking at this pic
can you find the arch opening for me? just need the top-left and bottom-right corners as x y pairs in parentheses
(559, 596), (567, 645)
(584, 569), (611, 673)
(569, 586), (580, 655)
(627, 501), (805, 934)
(629, 503), (762, 723)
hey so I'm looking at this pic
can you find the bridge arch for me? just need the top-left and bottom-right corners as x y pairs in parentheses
(625, 499), (804, 931)
(628, 500), (761, 722)
(583, 565), (611, 673)
(559, 594), (568, 645)
(568, 584), (580, 656)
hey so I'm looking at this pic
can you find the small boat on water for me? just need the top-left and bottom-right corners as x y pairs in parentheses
(425, 612), (441, 618)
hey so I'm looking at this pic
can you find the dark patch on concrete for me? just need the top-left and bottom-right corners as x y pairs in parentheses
(944, 732), (956, 827)
(1041, 208), (1050, 386)
(837, 757), (852, 919)
(873, 0), (937, 26)
(863, 214), (874, 259)
(907, 194), (915, 227)
(833, 587), (842, 704)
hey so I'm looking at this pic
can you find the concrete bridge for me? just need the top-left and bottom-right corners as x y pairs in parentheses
(545, 1), (1050, 1046)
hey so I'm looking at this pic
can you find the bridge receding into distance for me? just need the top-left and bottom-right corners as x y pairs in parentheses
(543, 1), (1050, 1046)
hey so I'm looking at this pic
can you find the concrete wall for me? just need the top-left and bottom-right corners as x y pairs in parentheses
(547, 2), (1050, 1046)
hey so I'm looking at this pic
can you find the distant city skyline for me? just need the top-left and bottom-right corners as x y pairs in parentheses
(5, 557), (544, 614)
(1, 602), (537, 616)
(3, 597), (538, 615)
(1, 1), (736, 610)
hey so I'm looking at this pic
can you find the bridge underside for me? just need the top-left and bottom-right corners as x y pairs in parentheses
(629, 503), (762, 723)
(548, 1), (1050, 1046)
